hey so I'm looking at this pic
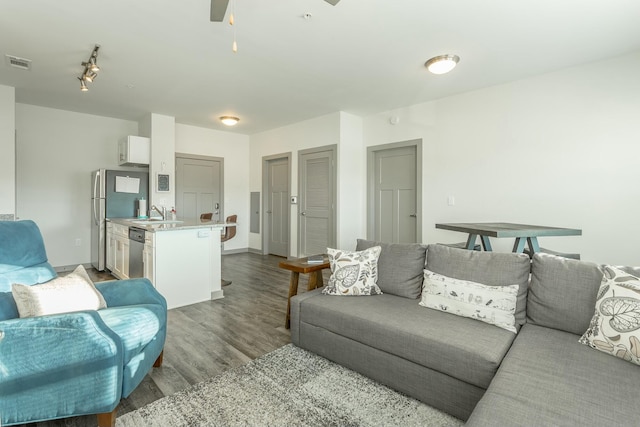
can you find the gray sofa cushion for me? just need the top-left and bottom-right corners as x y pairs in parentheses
(466, 323), (640, 426)
(356, 239), (426, 299)
(425, 244), (531, 325)
(527, 254), (603, 335)
(298, 292), (516, 389)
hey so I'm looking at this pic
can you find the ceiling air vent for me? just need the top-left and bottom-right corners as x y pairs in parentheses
(5, 55), (32, 71)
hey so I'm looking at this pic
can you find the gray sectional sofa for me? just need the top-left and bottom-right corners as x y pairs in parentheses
(290, 241), (640, 425)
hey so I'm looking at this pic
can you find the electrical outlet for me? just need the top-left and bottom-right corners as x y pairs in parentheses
(447, 196), (455, 206)
(75, 238), (82, 246)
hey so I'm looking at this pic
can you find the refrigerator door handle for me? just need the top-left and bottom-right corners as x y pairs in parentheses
(93, 197), (99, 226)
(93, 170), (100, 199)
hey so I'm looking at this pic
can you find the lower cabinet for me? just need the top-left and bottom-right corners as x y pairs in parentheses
(107, 222), (130, 280)
(143, 233), (155, 284)
(106, 223), (115, 272)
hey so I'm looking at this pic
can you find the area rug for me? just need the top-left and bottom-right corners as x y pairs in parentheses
(117, 344), (462, 427)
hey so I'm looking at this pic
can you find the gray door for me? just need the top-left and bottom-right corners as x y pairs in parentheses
(266, 157), (289, 257)
(175, 155), (223, 222)
(299, 147), (336, 257)
(371, 145), (418, 243)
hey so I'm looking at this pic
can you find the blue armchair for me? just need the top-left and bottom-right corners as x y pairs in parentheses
(0, 220), (167, 427)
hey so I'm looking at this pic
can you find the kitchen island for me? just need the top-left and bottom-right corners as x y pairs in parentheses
(107, 218), (228, 309)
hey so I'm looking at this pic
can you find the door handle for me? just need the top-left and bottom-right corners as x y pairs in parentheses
(409, 214), (417, 217)
(266, 210), (272, 214)
(300, 212), (306, 216)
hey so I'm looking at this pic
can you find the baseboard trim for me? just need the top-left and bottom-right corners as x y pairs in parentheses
(247, 247), (264, 255)
(55, 263), (93, 273)
(222, 247), (250, 255)
(211, 290), (224, 300)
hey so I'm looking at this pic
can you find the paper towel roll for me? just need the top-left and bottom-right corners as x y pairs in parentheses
(138, 198), (147, 218)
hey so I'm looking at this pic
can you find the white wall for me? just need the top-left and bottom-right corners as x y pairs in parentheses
(337, 112), (365, 249)
(249, 113), (341, 256)
(175, 123), (251, 252)
(143, 113), (176, 211)
(363, 52), (640, 265)
(0, 85), (16, 219)
(15, 104), (138, 267)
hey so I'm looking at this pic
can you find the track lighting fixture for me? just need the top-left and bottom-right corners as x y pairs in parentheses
(77, 45), (101, 91)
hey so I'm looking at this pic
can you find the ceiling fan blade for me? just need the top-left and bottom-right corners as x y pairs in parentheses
(324, 0), (341, 5)
(210, 0), (230, 22)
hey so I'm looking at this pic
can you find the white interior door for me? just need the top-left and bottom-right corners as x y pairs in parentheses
(175, 155), (223, 222)
(299, 147), (336, 257)
(266, 157), (289, 257)
(371, 145), (418, 243)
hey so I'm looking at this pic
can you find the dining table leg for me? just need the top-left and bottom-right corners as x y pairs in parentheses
(465, 234), (479, 250)
(513, 238), (526, 253)
(526, 237), (540, 254)
(480, 236), (492, 251)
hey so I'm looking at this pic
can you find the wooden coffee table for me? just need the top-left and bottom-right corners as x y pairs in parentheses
(280, 255), (330, 329)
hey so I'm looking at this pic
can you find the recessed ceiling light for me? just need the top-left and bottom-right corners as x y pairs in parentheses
(425, 54), (460, 75)
(220, 116), (240, 126)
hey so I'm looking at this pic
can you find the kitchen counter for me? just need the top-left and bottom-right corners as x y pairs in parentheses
(107, 217), (232, 232)
(106, 217), (229, 309)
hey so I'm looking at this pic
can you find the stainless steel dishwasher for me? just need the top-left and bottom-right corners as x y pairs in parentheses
(128, 226), (145, 278)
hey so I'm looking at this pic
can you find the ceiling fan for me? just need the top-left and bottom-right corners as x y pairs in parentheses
(210, 0), (341, 22)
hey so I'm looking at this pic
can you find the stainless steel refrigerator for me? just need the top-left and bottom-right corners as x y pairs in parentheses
(91, 169), (149, 271)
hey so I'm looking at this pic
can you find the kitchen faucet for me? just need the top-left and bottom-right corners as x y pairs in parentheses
(150, 205), (166, 220)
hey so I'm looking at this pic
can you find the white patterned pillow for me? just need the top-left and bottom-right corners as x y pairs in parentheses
(579, 266), (640, 365)
(12, 265), (107, 318)
(322, 246), (382, 296)
(420, 269), (519, 333)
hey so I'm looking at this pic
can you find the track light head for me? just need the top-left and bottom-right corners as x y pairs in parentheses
(78, 77), (88, 92)
(84, 70), (97, 82)
(89, 57), (100, 72)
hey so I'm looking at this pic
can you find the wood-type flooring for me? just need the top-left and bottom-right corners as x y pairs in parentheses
(23, 252), (329, 427)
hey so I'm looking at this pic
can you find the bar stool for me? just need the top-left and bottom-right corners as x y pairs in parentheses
(200, 212), (213, 221)
(221, 215), (237, 286)
(221, 214), (237, 242)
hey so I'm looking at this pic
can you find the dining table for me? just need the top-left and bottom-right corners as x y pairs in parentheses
(435, 222), (582, 254)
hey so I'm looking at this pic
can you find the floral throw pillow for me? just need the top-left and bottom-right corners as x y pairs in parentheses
(420, 269), (519, 333)
(579, 266), (640, 365)
(322, 246), (382, 296)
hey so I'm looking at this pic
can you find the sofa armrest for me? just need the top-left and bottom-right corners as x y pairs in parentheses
(96, 278), (167, 310)
(0, 311), (123, 425)
(290, 288), (324, 345)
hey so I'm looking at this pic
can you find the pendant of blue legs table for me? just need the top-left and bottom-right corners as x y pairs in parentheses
(436, 222), (582, 255)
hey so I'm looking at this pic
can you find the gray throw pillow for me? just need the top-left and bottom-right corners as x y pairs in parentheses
(527, 253), (604, 335)
(356, 239), (427, 299)
(425, 244), (531, 326)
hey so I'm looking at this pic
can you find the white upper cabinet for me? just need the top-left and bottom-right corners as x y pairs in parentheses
(119, 136), (150, 166)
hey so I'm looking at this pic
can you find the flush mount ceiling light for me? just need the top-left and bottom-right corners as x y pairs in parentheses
(425, 54), (460, 75)
(220, 116), (240, 126)
(77, 44), (101, 91)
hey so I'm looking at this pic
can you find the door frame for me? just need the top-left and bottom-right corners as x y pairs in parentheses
(297, 144), (337, 257)
(366, 139), (422, 242)
(262, 152), (292, 256)
(175, 152), (224, 221)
